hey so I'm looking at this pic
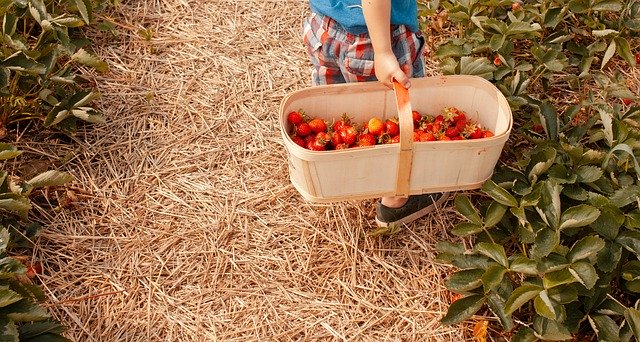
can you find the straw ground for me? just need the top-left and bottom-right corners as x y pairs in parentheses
(28, 0), (484, 341)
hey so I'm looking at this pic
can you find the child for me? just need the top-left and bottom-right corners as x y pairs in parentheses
(302, 0), (448, 227)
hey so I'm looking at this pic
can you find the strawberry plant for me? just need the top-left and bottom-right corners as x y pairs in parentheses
(420, 0), (640, 339)
(1, 0), (116, 135)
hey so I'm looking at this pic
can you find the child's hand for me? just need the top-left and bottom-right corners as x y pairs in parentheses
(374, 51), (411, 89)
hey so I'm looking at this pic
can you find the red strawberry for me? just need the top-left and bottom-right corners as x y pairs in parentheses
(445, 126), (460, 138)
(469, 128), (483, 139)
(308, 118), (327, 134)
(635, 53), (640, 64)
(389, 135), (400, 144)
(287, 111), (304, 125)
(482, 130), (494, 138)
(291, 135), (306, 148)
(385, 119), (400, 136)
(339, 126), (358, 146)
(296, 122), (312, 137)
(332, 114), (351, 132)
(357, 133), (377, 147)
(623, 98), (633, 105)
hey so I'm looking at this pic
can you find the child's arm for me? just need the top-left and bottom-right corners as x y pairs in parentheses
(362, 0), (411, 89)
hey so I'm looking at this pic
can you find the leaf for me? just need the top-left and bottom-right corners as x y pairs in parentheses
(592, 0), (624, 11)
(605, 144), (640, 179)
(616, 230), (640, 256)
(504, 284), (542, 315)
(569, 261), (599, 290)
(611, 186), (640, 208)
(576, 165), (603, 183)
(68, 0), (91, 24)
(446, 269), (484, 292)
(533, 316), (573, 340)
(510, 256), (538, 275)
(0, 144), (21, 161)
(547, 285), (578, 304)
(27, 171), (74, 189)
(2, 51), (46, 75)
(597, 241), (622, 272)
(530, 227), (559, 260)
(475, 243), (509, 268)
(511, 327), (537, 342)
(534, 290), (557, 320)
(18, 321), (67, 339)
(435, 241), (465, 255)
(454, 195), (482, 225)
(567, 236), (605, 263)
(540, 181), (562, 229)
(0, 300), (50, 322)
(0, 316), (18, 342)
(440, 294), (485, 325)
(539, 102), (559, 141)
(482, 264), (506, 293)
(0, 288), (23, 308)
(70, 108), (105, 124)
(70, 49), (108, 72)
(486, 292), (513, 330)
(0, 229), (9, 253)
(590, 206), (624, 240)
(559, 204), (600, 230)
(589, 315), (621, 342)
(484, 202), (507, 228)
(459, 56), (497, 79)
(601, 39), (616, 70)
(451, 222), (484, 237)
(624, 308), (640, 341)
(0, 195), (31, 219)
(543, 269), (576, 289)
(481, 180), (518, 207)
(614, 36), (637, 66)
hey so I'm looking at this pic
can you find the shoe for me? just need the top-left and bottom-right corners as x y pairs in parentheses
(375, 192), (449, 227)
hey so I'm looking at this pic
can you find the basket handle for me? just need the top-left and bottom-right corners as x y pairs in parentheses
(392, 80), (414, 197)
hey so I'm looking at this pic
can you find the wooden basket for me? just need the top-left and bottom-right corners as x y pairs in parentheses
(280, 75), (513, 203)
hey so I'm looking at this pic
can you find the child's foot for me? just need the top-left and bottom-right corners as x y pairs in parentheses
(375, 192), (449, 227)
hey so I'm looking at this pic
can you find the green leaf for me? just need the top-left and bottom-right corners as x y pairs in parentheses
(504, 284), (542, 315)
(539, 181), (562, 229)
(601, 39), (616, 70)
(0, 144), (21, 161)
(484, 202), (507, 228)
(624, 308), (640, 341)
(534, 290), (557, 320)
(592, 0), (624, 11)
(576, 165), (603, 183)
(511, 327), (537, 342)
(614, 36), (637, 66)
(0, 316), (18, 342)
(27, 171), (74, 189)
(446, 269), (484, 292)
(451, 222), (484, 237)
(69, 0), (91, 23)
(0, 300), (50, 322)
(616, 230), (640, 256)
(459, 56), (497, 79)
(510, 256), (539, 275)
(547, 285), (578, 304)
(482, 264), (506, 293)
(0, 288), (23, 308)
(597, 241), (622, 273)
(543, 269), (576, 289)
(567, 236), (605, 263)
(70, 49), (108, 72)
(481, 180), (518, 207)
(533, 316), (573, 340)
(531, 227), (559, 260)
(610, 186), (640, 208)
(605, 144), (640, 179)
(539, 102), (559, 141)
(435, 241), (465, 255)
(18, 321), (67, 339)
(569, 261), (599, 290)
(0, 194), (31, 219)
(454, 195), (482, 225)
(2, 51), (46, 75)
(590, 206), (624, 240)
(589, 315), (621, 342)
(475, 242), (509, 268)
(440, 294), (485, 325)
(487, 292), (513, 330)
(559, 204), (600, 230)
(0, 229), (9, 253)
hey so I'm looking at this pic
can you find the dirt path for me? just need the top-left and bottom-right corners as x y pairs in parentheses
(34, 1), (467, 340)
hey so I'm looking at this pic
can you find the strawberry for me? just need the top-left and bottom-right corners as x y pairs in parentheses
(291, 135), (306, 148)
(468, 127), (483, 139)
(287, 110), (304, 125)
(296, 122), (312, 137)
(330, 131), (342, 147)
(419, 131), (437, 142)
(389, 135), (400, 144)
(623, 98), (633, 105)
(308, 118), (327, 134)
(385, 119), (400, 136)
(412, 110), (422, 124)
(511, 1), (521, 11)
(493, 55), (502, 66)
(636, 53), (640, 64)
(482, 130), (494, 138)
(332, 113), (351, 132)
(455, 118), (467, 132)
(367, 117), (385, 137)
(357, 133), (377, 147)
(334, 143), (349, 150)
(445, 126), (460, 138)
(339, 126), (358, 146)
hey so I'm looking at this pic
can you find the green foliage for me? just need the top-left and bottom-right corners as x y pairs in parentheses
(0, 0), (116, 134)
(424, 0), (640, 339)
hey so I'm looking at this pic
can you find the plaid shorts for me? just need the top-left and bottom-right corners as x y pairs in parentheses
(302, 12), (425, 85)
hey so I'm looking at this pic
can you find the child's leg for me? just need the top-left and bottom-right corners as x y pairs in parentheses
(302, 13), (347, 85)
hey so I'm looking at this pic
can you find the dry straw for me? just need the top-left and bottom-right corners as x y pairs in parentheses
(26, 0), (491, 341)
